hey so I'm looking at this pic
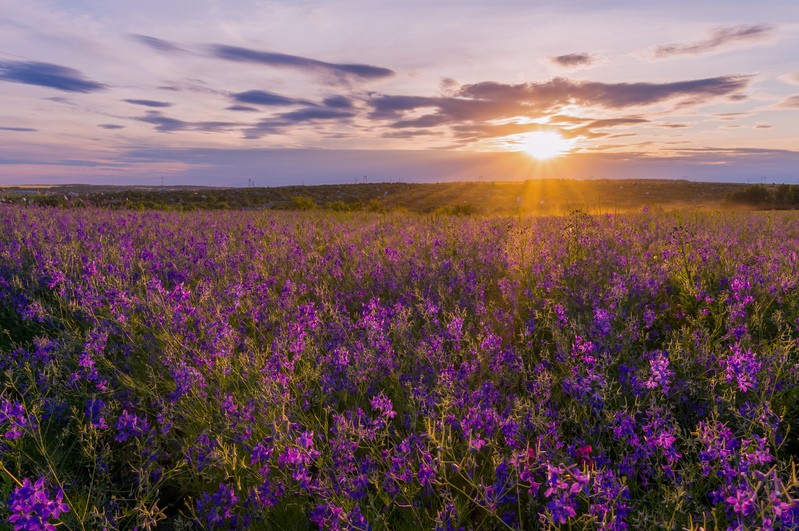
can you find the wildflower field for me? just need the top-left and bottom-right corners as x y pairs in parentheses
(1, 204), (798, 530)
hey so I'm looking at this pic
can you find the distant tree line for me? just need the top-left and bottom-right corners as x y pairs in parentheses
(725, 184), (799, 209)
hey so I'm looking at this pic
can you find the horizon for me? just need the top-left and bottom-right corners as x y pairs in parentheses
(1, 1), (798, 185)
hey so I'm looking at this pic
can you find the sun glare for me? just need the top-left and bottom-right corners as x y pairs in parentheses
(518, 131), (572, 160)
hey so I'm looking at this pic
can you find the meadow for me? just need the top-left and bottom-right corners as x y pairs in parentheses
(0, 204), (798, 529)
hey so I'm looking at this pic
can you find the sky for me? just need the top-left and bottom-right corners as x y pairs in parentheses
(0, 0), (798, 186)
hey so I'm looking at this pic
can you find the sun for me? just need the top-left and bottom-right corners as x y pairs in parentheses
(517, 131), (572, 160)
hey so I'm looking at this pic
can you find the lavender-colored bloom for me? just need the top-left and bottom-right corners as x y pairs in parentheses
(0, 398), (30, 440)
(84, 397), (108, 429)
(7, 477), (70, 531)
(722, 344), (760, 392)
(643, 350), (673, 392)
(114, 409), (150, 442)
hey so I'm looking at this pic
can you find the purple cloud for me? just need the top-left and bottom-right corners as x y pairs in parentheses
(137, 111), (239, 133)
(123, 99), (173, 108)
(209, 44), (394, 81)
(549, 53), (596, 69)
(232, 90), (305, 106)
(0, 61), (105, 93)
(130, 34), (185, 54)
(654, 24), (777, 58)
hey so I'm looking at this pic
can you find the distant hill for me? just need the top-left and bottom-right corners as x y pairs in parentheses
(0, 180), (790, 214)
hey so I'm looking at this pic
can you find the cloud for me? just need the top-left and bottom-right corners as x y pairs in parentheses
(0, 61), (105, 93)
(713, 112), (750, 120)
(137, 111), (239, 133)
(279, 108), (355, 121)
(98, 124), (125, 129)
(130, 34), (185, 54)
(242, 108), (355, 139)
(123, 99), (173, 108)
(226, 105), (260, 112)
(549, 53), (596, 69)
(653, 24), (777, 58)
(778, 94), (799, 108)
(0, 126), (36, 132)
(208, 44), (394, 81)
(232, 90), (306, 106)
(322, 95), (354, 109)
(368, 75), (749, 135)
(457, 76), (751, 109)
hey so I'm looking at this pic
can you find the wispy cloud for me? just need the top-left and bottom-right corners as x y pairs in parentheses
(322, 95), (354, 109)
(123, 99), (173, 108)
(232, 90), (307, 106)
(653, 24), (777, 59)
(137, 111), (239, 133)
(208, 44), (394, 81)
(130, 34), (185, 54)
(0, 61), (105, 93)
(778, 94), (799, 108)
(549, 53), (597, 69)
(368, 75), (750, 135)
(457, 76), (751, 109)
(243, 108), (355, 139)
(226, 105), (260, 112)
(0, 126), (37, 132)
(98, 124), (125, 129)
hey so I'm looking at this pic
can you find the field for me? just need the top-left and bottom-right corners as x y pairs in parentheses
(1, 204), (799, 529)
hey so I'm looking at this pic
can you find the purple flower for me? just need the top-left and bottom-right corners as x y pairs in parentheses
(114, 409), (150, 443)
(723, 344), (760, 392)
(7, 477), (69, 531)
(84, 398), (108, 429)
(643, 350), (673, 392)
(0, 398), (30, 440)
(726, 489), (756, 516)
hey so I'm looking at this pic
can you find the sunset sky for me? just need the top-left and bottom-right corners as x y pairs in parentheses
(1, 0), (798, 185)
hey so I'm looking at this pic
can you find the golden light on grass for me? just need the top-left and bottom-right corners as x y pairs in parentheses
(516, 131), (574, 160)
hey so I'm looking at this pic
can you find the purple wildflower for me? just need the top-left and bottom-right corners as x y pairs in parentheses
(7, 477), (70, 531)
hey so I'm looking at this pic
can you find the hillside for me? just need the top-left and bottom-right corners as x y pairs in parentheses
(0, 179), (775, 213)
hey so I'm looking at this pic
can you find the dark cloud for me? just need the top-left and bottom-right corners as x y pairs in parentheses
(368, 94), (524, 123)
(137, 111), (238, 133)
(654, 24), (777, 58)
(123, 99), (173, 108)
(277, 108), (355, 122)
(0, 126), (36, 132)
(368, 76), (749, 134)
(130, 34), (185, 53)
(754, 124), (772, 129)
(226, 105), (260, 112)
(322, 95), (354, 109)
(457, 76), (751, 109)
(0, 61), (105, 93)
(550, 53), (596, 69)
(98, 124), (125, 129)
(778, 94), (799, 108)
(243, 108), (355, 139)
(232, 90), (304, 106)
(209, 44), (394, 81)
